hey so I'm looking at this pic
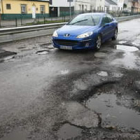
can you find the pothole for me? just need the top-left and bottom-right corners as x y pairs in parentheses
(0, 50), (17, 59)
(4, 55), (15, 61)
(111, 45), (140, 69)
(40, 43), (51, 48)
(36, 50), (49, 55)
(57, 123), (82, 140)
(86, 93), (140, 130)
(115, 45), (139, 52)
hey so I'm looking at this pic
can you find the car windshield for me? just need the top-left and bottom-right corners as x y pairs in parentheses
(68, 14), (101, 26)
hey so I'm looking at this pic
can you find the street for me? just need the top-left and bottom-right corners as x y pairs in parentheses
(0, 18), (140, 140)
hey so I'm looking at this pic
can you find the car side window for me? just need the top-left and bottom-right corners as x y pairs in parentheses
(101, 16), (109, 26)
(107, 14), (113, 23)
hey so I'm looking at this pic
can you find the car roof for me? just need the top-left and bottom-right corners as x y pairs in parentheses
(79, 13), (106, 16)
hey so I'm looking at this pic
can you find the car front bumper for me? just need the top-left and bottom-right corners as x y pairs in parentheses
(52, 36), (96, 50)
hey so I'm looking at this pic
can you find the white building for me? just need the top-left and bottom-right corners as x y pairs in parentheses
(91, 0), (105, 11)
(74, 0), (91, 13)
(112, 0), (125, 10)
(105, 0), (118, 11)
(124, 0), (133, 12)
(49, 0), (75, 17)
(49, 0), (91, 17)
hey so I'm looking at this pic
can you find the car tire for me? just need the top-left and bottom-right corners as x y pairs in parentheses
(112, 28), (118, 40)
(95, 35), (102, 50)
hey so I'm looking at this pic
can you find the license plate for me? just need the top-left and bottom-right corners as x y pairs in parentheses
(60, 46), (72, 50)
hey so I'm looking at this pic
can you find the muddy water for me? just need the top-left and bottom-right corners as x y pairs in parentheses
(86, 93), (140, 130)
(57, 123), (82, 140)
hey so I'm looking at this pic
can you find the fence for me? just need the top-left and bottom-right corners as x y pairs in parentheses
(0, 10), (140, 28)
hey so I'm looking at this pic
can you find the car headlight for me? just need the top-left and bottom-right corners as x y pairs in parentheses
(53, 31), (58, 37)
(77, 32), (93, 38)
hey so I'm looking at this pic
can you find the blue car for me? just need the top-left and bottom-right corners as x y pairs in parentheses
(52, 13), (118, 50)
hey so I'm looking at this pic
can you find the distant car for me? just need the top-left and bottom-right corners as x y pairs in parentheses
(52, 13), (118, 50)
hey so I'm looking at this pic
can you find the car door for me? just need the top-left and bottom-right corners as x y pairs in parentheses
(106, 14), (116, 37)
(100, 14), (115, 42)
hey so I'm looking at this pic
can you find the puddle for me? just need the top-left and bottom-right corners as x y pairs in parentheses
(86, 93), (140, 130)
(4, 55), (15, 61)
(57, 123), (82, 140)
(132, 42), (139, 47)
(94, 52), (107, 58)
(119, 41), (127, 44)
(111, 45), (140, 69)
(0, 128), (28, 140)
(97, 71), (108, 77)
(116, 45), (139, 52)
(60, 70), (69, 75)
(36, 50), (49, 55)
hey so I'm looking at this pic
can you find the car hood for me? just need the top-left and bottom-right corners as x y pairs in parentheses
(57, 25), (98, 37)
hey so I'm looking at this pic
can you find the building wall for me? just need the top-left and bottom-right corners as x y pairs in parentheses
(50, 0), (74, 7)
(96, 0), (105, 11)
(0, 0), (3, 14)
(91, 0), (105, 11)
(112, 0), (124, 10)
(1, 0), (49, 19)
(74, 0), (91, 12)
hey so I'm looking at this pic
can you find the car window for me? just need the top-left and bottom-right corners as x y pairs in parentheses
(101, 16), (109, 26)
(107, 14), (113, 23)
(68, 14), (101, 26)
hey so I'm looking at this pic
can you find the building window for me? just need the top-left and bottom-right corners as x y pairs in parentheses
(21, 4), (27, 14)
(40, 5), (45, 14)
(6, 4), (11, 10)
(79, 4), (81, 10)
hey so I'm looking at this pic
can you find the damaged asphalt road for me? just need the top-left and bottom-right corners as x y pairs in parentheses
(0, 18), (140, 140)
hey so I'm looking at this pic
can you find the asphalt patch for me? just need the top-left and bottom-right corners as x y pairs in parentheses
(57, 123), (82, 140)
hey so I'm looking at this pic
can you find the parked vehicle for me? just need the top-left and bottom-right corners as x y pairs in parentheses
(52, 13), (118, 50)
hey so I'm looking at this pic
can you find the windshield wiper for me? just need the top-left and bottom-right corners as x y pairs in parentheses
(91, 17), (96, 26)
(70, 19), (88, 25)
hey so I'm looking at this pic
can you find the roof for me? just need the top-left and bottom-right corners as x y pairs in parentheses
(105, 0), (117, 5)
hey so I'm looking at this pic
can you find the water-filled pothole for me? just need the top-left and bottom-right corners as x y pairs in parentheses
(86, 93), (140, 130)
(116, 45), (139, 52)
(111, 45), (140, 69)
(36, 50), (49, 55)
(57, 123), (82, 140)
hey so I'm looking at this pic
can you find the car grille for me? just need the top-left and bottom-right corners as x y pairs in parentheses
(54, 39), (78, 46)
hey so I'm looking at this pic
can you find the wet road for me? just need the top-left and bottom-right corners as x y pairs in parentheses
(0, 18), (140, 140)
